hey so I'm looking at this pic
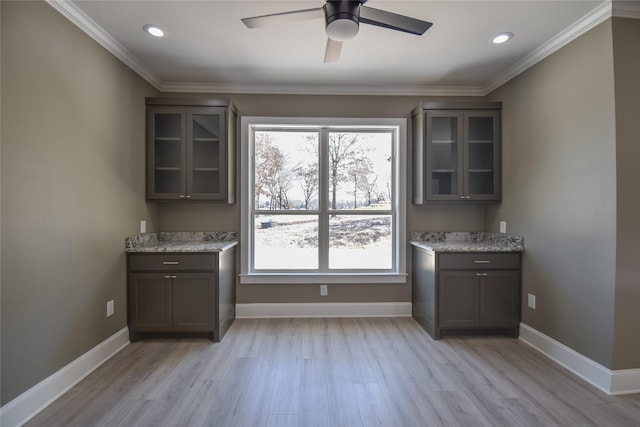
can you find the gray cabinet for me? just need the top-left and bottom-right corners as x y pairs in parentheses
(129, 272), (214, 333)
(412, 248), (521, 339)
(146, 98), (237, 202)
(127, 249), (236, 341)
(411, 102), (501, 203)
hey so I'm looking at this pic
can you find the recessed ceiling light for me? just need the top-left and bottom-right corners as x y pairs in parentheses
(491, 32), (513, 44)
(143, 24), (165, 38)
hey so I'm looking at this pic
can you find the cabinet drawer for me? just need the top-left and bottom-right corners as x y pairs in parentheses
(438, 253), (520, 270)
(128, 254), (217, 271)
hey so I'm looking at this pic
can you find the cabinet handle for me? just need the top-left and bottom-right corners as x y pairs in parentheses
(474, 260), (490, 264)
(171, 275), (177, 279)
(186, 195), (192, 199)
(162, 261), (179, 265)
(164, 275), (171, 279)
(476, 273), (482, 276)
(179, 195), (186, 198)
(482, 273), (488, 276)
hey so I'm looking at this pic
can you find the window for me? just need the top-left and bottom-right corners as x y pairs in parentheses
(241, 117), (406, 284)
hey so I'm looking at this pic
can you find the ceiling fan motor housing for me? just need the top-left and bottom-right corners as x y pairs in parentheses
(324, 1), (361, 41)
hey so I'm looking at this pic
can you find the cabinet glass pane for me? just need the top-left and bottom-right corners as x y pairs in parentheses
(154, 113), (183, 194)
(154, 170), (182, 194)
(191, 114), (221, 194)
(154, 113), (181, 139)
(467, 117), (494, 142)
(467, 117), (495, 195)
(192, 170), (220, 194)
(430, 117), (459, 195)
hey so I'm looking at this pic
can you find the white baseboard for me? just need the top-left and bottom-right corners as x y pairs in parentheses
(0, 327), (130, 427)
(519, 323), (640, 396)
(236, 302), (412, 318)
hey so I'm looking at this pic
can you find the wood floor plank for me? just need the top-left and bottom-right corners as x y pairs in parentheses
(23, 318), (640, 427)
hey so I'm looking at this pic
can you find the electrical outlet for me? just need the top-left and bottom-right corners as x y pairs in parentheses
(527, 293), (536, 310)
(320, 284), (328, 296)
(140, 220), (147, 234)
(500, 221), (507, 234)
(106, 300), (114, 317)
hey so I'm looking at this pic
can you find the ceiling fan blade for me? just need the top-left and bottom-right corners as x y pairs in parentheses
(324, 38), (342, 63)
(359, 6), (433, 35)
(242, 7), (324, 29)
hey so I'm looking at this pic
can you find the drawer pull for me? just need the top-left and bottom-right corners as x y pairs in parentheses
(162, 261), (180, 265)
(474, 260), (490, 264)
(476, 273), (482, 276)
(164, 275), (171, 279)
(171, 275), (177, 279)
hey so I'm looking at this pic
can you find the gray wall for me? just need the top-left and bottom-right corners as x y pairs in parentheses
(1, 1), (158, 404)
(486, 20), (621, 368)
(611, 17), (640, 370)
(157, 94), (486, 304)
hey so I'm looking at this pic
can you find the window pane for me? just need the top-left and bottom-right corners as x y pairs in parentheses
(254, 131), (319, 210)
(328, 215), (392, 269)
(328, 132), (392, 210)
(254, 214), (318, 270)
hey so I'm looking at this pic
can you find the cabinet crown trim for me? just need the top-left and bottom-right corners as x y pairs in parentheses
(146, 97), (232, 107)
(419, 101), (502, 110)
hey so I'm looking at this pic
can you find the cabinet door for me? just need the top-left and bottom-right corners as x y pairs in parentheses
(438, 271), (479, 328)
(425, 111), (464, 200)
(129, 273), (172, 332)
(172, 273), (216, 332)
(147, 107), (187, 199)
(480, 271), (520, 327)
(464, 111), (501, 201)
(187, 108), (227, 200)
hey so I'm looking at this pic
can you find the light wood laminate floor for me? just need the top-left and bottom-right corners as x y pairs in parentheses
(26, 318), (640, 427)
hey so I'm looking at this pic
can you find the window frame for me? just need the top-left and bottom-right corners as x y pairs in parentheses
(240, 117), (407, 284)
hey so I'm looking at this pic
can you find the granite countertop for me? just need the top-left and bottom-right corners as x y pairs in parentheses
(125, 232), (238, 253)
(410, 231), (523, 253)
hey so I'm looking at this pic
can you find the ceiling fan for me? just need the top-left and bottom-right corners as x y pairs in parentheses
(241, 0), (433, 63)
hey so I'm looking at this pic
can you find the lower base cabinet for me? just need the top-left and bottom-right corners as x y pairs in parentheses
(127, 248), (236, 342)
(413, 248), (521, 339)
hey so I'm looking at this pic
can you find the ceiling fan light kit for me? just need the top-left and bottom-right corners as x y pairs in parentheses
(241, 0), (433, 62)
(325, 1), (360, 41)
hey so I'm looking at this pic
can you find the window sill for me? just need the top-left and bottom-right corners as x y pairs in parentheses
(239, 273), (408, 285)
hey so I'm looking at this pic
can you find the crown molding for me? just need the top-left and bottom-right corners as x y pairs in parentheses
(45, 0), (163, 89)
(158, 81), (485, 97)
(483, 0), (612, 95)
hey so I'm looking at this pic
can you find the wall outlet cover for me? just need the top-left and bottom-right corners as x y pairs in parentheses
(107, 300), (114, 317)
(320, 284), (328, 296)
(500, 221), (507, 234)
(527, 293), (536, 310)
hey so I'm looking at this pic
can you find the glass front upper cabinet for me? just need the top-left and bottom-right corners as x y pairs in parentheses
(146, 99), (235, 202)
(413, 102), (501, 203)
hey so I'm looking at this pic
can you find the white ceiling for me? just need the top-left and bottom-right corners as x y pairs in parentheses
(49, 0), (631, 95)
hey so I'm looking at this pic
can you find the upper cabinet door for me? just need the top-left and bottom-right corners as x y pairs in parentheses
(147, 107), (187, 199)
(146, 99), (235, 203)
(464, 111), (501, 201)
(187, 108), (227, 200)
(412, 102), (502, 204)
(426, 111), (464, 200)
